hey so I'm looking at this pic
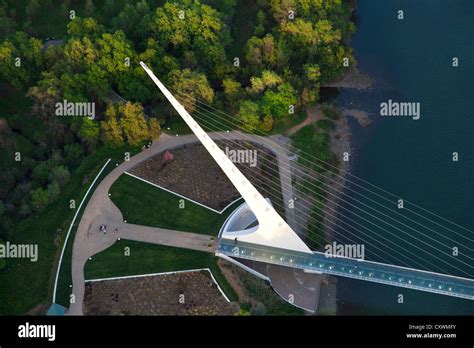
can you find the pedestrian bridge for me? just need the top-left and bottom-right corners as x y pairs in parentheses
(217, 239), (474, 300)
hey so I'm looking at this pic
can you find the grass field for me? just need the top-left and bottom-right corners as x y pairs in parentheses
(84, 240), (238, 302)
(109, 174), (242, 236)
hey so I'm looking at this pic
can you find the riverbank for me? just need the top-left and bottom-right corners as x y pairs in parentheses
(324, 66), (374, 90)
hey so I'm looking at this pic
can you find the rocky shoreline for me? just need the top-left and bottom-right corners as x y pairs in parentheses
(324, 66), (374, 90)
(316, 69), (374, 315)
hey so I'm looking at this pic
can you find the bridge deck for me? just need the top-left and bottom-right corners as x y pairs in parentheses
(217, 240), (474, 300)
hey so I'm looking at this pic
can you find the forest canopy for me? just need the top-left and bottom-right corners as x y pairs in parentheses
(0, 0), (355, 236)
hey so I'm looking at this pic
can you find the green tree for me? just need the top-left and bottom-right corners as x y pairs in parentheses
(32, 162), (50, 186)
(64, 143), (85, 167)
(249, 70), (283, 94)
(269, 0), (296, 23)
(0, 6), (16, 39)
(46, 182), (61, 202)
(84, 0), (96, 17)
(245, 35), (280, 68)
(238, 100), (260, 132)
(151, 0), (229, 78)
(261, 82), (298, 119)
(67, 17), (104, 39)
(316, 20), (341, 45)
(112, 0), (153, 44)
(63, 37), (97, 73)
(148, 117), (161, 140)
(27, 73), (67, 142)
(78, 117), (100, 150)
(169, 68), (214, 113)
(19, 203), (32, 218)
(101, 104), (124, 147)
(30, 187), (50, 210)
(222, 78), (242, 110)
(222, 78), (241, 96)
(95, 31), (133, 77)
(26, 0), (40, 20)
(0, 32), (43, 87)
(119, 102), (149, 146)
(49, 166), (70, 188)
(280, 19), (319, 46)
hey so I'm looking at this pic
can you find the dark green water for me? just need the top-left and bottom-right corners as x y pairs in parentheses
(333, 0), (474, 315)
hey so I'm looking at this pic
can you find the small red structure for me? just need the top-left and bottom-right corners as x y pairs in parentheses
(162, 150), (174, 168)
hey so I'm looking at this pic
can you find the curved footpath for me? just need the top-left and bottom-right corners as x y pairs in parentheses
(68, 131), (304, 315)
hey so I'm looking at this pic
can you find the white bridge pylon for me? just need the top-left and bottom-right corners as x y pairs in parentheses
(140, 61), (311, 253)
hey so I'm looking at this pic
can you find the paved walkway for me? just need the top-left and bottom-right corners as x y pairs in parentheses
(119, 224), (215, 252)
(268, 265), (321, 313)
(68, 131), (296, 315)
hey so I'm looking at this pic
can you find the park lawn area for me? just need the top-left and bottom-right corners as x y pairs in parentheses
(291, 123), (334, 173)
(291, 124), (337, 250)
(0, 144), (141, 314)
(109, 174), (242, 236)
(84, 240), (238, 302)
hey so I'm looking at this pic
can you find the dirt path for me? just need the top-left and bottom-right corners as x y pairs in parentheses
(286, 105), (326, 136)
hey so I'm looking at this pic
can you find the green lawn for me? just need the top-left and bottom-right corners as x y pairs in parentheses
(84, 240), (238, 302)
(109, 174), (242, 236)
(291, 124), (332, 172)
(291, 124), (337, 250)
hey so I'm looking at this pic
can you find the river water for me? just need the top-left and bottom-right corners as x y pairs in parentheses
(332, 0), (474, 315)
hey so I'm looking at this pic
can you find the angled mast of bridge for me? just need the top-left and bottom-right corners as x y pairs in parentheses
(140, 61), (311, 254)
